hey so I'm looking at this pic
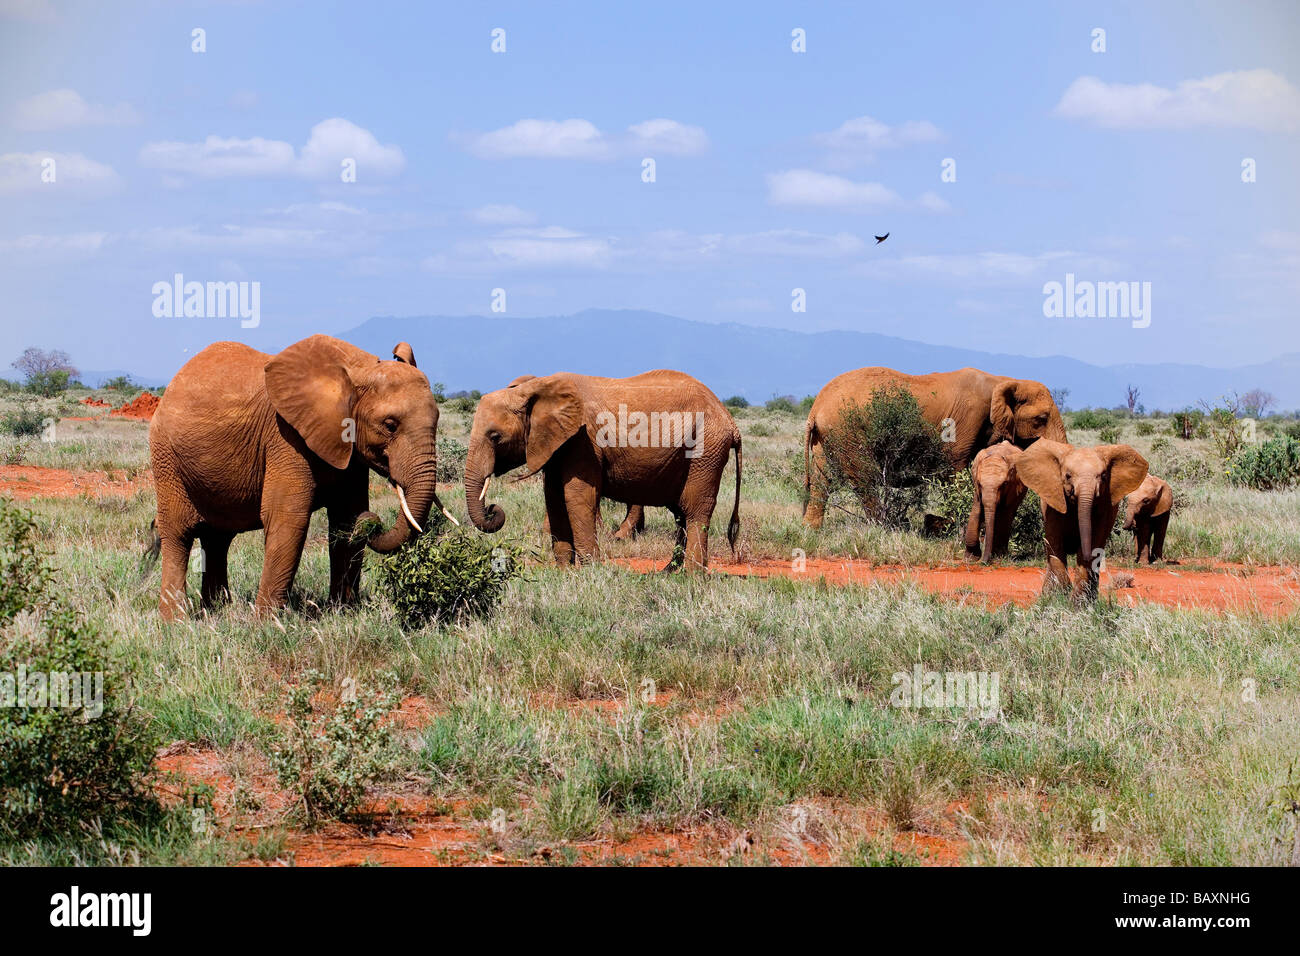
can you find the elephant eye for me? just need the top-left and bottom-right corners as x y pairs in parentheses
(383, 418), (398, 434)
(487, 429), (501, 442)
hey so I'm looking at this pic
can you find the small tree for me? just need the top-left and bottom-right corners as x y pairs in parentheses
(1050, 386), (1070, 412)
(1240, 389), (1277, 419)
(12, 348), (79, 398)
(822, 384), (950, 527)
(1125, 384), (1140, 416)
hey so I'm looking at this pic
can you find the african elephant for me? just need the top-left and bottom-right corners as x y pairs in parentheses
(803, 367), (1066, 528)
(148, 334), (455, 619)
(1016, 440), (1149, 600)
(1122, 474), (1172, 564)
(964, 441), (1027, 563)
(465, 370), (741, 569)
(507, 376), (646, 541)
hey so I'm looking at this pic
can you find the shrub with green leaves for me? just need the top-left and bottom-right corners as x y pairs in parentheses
(822, 385), (949, 528)
(269, 669), (400, 827)
(1170, 409), (1205, 440)
(925, 467), (1044, 558)
(765, 395), (798, 414)
(1098, 425), (1121, 444)
(1135, 421), (1155, 436)
(1227, 436), (1300, 490)
(1, 405), (46, 438)
(377, 525), (521, 628)
(0, 498), (159, 838)
(1070, 409), (1118, 431)
(723, 395), (750, 409)
(436, 436), (467, 483)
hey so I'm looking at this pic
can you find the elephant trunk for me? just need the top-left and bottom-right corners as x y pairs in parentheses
(465, 441), (506, 533)
(364, 460), (441, 554)
(1076, 485), (1098, 588)
(980, 490), (999, 564)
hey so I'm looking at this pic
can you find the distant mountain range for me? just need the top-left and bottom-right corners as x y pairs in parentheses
(336, 309), (1300, 412)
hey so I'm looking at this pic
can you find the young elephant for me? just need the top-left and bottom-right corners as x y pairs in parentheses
(465, 370), (741, 570)
(1123, 474), (1172, 564)
(964, 441), (1027, 563)
(148, 335), (456, 619)
(1016, 440), (1149, 600)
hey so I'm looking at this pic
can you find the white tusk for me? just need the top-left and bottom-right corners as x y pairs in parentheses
(440, 505), (460, 527)
(394, 483), (423, 533)
(479, 475), (491, 502)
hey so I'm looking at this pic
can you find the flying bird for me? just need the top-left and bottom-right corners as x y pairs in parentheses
(875, 233), (889, 244)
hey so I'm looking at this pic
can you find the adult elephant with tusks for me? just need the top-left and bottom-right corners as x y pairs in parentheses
(146, 334), (458, 620)
(803, 366), (1067, 528)
(465, 370), (742, 570)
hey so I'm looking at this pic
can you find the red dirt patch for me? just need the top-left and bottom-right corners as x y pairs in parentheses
(613, 557), (1300, 615)
(80, 397), (110, 408)
(110, 392), (160, 420)
(0, 465), (151, 501)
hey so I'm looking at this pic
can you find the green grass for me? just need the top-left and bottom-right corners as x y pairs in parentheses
(5, 397), (1300, 864)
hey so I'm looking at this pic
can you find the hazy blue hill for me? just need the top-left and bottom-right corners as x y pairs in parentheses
(341, 309), (1300, 411)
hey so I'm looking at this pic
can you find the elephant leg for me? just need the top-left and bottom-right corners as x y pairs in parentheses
(803, 436), (828, 529)
(1151, 513), (1169, 562)
(663, 508), (687, 572)
(992, 495), (1016, 557)
(197, 530), (234, 609)
(564, 478), (601, 565)
(543, 470), (576, 565)
(255, 512), (311, 616)
(327, 505), (366, 605)
(1075, 545), (1100, 601)
(1134, 518), (1151, 564)
(158, 531), (195, 621)
(1040, 512), (1073, 596)
(963, 492), (983, 560)
(613, 504), (645, 540)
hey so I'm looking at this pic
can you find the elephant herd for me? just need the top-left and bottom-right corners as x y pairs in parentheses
(146, 334), (1175, 619)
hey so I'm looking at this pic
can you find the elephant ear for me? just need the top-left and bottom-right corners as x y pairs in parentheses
(392, 342), (417, 367)
(264, 335), (357, 470)
(989, 380), (1019, 443)
(1017, 439), (1069, 513)
(1102, 445), (1150, 505)
(1152, 477), (1173, 516)
(507, 374), (537, 388)
(521, 376), (584, 476)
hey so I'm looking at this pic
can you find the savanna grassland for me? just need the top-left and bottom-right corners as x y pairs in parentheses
(2, 384), (1299, 866)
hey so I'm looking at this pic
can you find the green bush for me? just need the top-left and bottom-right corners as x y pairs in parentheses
(1170, 409), (1206, 440)
(24, 370), (70, 398)
(1, 405), (46, 438)
(723, 396), (750, 409)
(1098, 425), (1121, 444)
(436, 436), (467, 483)
(377, 525), (521, 628)
(1227, 436), (1300, 490)
(0, 499), (160, 838)
(1070, 409), (1118, 431)
(823, 385), (950, 528)
(925, 468), (1043, 558)
(269, 669), (400, 827)
(1135, 421), (1155, 436)
(765, 395), (798, 414)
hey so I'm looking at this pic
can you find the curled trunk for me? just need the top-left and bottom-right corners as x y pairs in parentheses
(363, 464), (440, 553)
(464, 442), (505, 533)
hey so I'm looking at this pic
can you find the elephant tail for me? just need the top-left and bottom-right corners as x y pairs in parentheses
(727, 429), (742, 557)
(802, 417), (815, 512)
(139, 518), (162, 579)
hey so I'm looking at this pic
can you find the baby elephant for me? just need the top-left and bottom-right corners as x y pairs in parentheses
(964, 441), (1027, 563)
(1122, 474), (1172, 563)
(1016, 440), (1149, 600)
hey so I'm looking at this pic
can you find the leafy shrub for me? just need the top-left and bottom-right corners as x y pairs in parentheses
(747, 421), (774, 437)
(0, 499), (160, 838)
(798, 395), (815, 416)
(443, 396), (477, 413)
(101, 375), (138, 392)
(24, 370), (70, 398)
(1170, 409), (1205, 440)
(1098, 425), (1121, 444)
(1, 405), (46, 438)
(377, 525), (521, 628)
(269, 669), (400, 827)
(1134, 421), (1155, 436)
(1070, 409), (1118, 431)
(1151, 444), (1216, 484)
(723, 396), (750, 409)
(436, 436), (467, 483)
(823, 385), (950, 528)
(1227, 436), (1300, 490)
(765, 395), (798, 414)
(1201, 402), (1248, 461)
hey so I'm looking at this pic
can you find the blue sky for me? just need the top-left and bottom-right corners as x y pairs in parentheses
(1, 0), (1297, 379)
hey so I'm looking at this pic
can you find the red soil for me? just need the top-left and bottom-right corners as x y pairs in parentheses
(0, 465), (151, 501)
(80, 397), (110, 408)
(110, 392), (159, 420)
(613, 557), (1300, 615)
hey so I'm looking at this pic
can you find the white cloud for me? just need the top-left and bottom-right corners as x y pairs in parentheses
(814, 115), (943, 155)
(0, 151), (119, 194)
(424, 225), (615, 272)
(767, 169), (900, 208)
(468, 204), (536, 226)
(11, 89), (140, 130)
(139, 118), (405, 180)
(1054, 70), (1300, 132)
(459, 117), (707, 160)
